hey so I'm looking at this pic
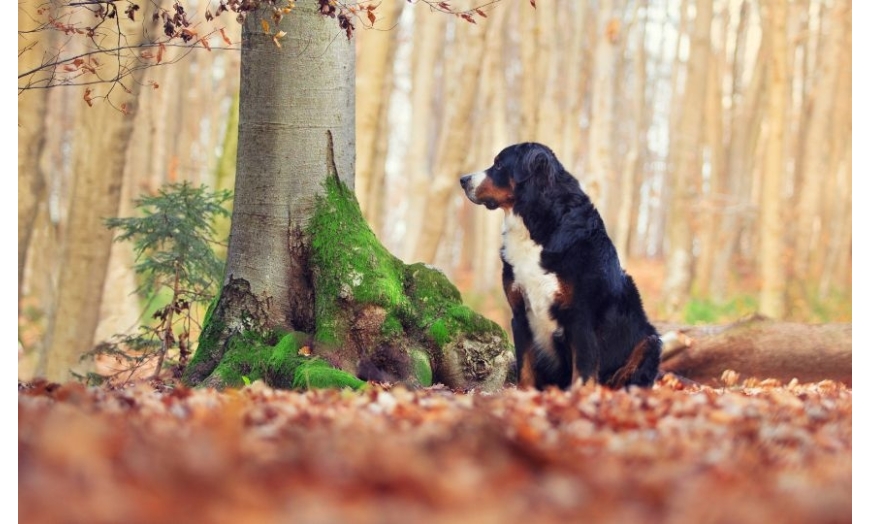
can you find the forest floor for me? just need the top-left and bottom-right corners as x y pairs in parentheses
(19, 375), (851, 524)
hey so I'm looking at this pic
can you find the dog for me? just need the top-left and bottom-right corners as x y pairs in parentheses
(459, 142), (661, 390)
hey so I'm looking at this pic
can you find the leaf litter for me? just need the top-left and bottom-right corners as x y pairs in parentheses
(19, 374), (851, 524)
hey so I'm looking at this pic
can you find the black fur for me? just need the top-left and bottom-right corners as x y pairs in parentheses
(460, 142), (661, 389)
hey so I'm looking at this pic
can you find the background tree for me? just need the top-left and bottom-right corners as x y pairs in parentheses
(35, 3), (162, 382)
(661, 0), (712, 319)
(758, 0), (788, 318)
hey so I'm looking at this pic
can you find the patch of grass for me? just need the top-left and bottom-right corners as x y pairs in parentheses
(806, 289), (852, 323)
(683, 295), (758, 325)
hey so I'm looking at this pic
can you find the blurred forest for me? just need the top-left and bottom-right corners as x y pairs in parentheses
(18, 0), (852, 380)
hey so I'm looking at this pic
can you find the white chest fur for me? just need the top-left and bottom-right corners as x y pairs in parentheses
(501, 213), (560, 355)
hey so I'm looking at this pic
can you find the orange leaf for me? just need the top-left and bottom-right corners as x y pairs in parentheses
(261, 19), (270, 34)
(475, 8), (488, 18)
(200, 37), (211, 51)
(157, 43), (166, 64)
(220, 28), (232, 45)
(367, 10), (376, 25)
(83, 88), (93, 107)
(272, 31), (286, 48)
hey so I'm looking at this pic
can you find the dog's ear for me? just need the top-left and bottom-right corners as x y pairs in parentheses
(516, 145), (558, 186)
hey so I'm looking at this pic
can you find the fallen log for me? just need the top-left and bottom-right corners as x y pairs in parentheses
(656, 315), (852, 386)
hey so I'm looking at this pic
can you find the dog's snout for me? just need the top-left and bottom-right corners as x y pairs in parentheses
(460, 175), (471, 190)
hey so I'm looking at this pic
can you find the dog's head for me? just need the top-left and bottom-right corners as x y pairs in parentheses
(459, 142), (562, 210)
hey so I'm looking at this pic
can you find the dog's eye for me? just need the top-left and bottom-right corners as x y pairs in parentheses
(493, 158), (501, 170)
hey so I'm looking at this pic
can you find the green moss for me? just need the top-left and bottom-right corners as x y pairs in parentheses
(264, 332), (308, 389)
(404, 263), (505, 347)
(292, 359), (366, 390)
(185, 174), (511, 391)
(428, 320), (451, 348)
(405, 262), (462, 303)
(307, 175), (410, 345)
(380, 314), (404, 338)
(182, 297), (225, 385)
(409, 349), (433, 387)
(209, 330), (273, 387)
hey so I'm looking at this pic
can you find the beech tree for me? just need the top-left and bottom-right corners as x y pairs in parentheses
(181, 1), (514, 391)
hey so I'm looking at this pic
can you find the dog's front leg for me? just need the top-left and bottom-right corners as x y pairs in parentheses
(511, 315), (537, 388)
(503, 263), (536, 388)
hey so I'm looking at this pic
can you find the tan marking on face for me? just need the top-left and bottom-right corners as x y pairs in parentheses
(473, 176), (515, 210)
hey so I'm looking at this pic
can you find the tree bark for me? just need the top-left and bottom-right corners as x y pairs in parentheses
(711, 2), (764, 302)
(758, 0), (788, 318)
(659, 316), (851, 386)
(414, 16), (488, 263)
(38, 10), (157, 381)
(694, 14), (726, 297)
(533, 2), (562, 147)
(467, 5), (509, 295)
(355, 1), (405, 223)
(793, 2), (836, 296)
(402, 9), (447, 261)
(221, 3), (355, 335)
(18, 0), (50, 308)
(614, 6), (645, 263)
(584, 0), (617, 221)
(662, 0), (712, 319)
(560, 4), (588, 175)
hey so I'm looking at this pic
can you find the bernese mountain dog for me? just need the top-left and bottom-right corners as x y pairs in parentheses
(460, 142), (661, 390)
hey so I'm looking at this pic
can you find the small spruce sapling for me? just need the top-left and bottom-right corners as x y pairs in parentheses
(89, 183), (232, 384)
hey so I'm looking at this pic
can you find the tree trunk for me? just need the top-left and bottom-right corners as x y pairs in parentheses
(758, 0), (788, 318)
(614, 6), (645, 263)
(662, 0), (712, 319)
(533, 2), (562, 147)
(414, 16), (488, 263)
(694, 15), (726, 297)
(18, 0), (50, 308)
(470, 5), (509, 295)
(560, 4), (588, 175)
(659, 316), (851, 386)
(711, 2), (764, 302)
(38, 11), (157, 381)
(402, 10), (447, 261)
(222, 3), (356, 335)
(519, 2), (538, 140)
(185, 5), (512, 392)
(584, 0), (617, 220)
(355, 1), (405, 223)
